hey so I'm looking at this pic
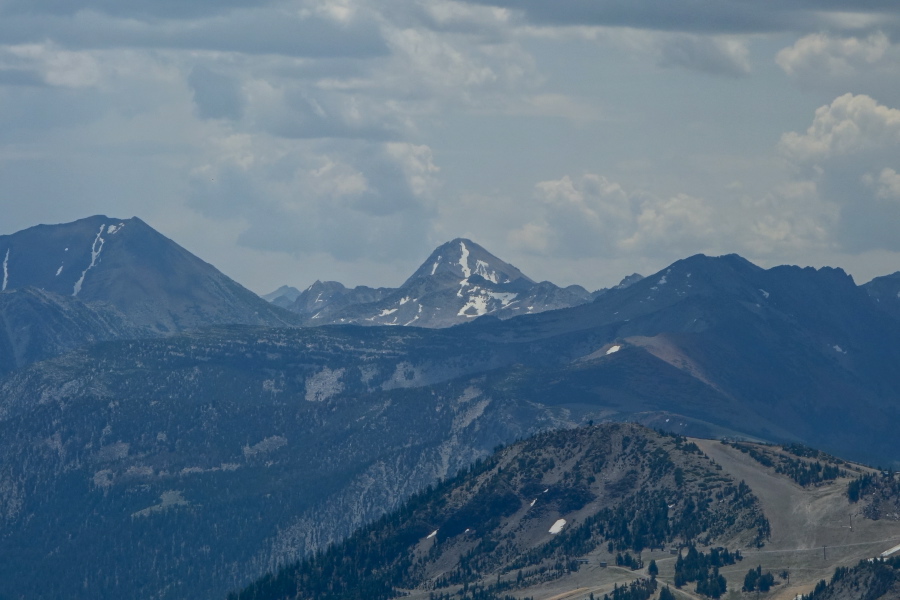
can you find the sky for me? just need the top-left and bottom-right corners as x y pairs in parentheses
(2, 1), (900, 294)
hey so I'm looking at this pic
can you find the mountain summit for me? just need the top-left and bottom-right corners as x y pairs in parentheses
(281, 238), (594, 327)
(0, 215), (298, 335)
(402, 238), (534, 288)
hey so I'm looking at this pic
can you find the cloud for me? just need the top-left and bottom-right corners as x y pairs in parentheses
(778, 93), (900, 164)
(462, 0), (900, 36)
(778, 94), (900, 252)
(863, 167), (900, 202)
(0, 68), (44, 86)
(775, 32), (900, 104)
(244, 79), (412, 141)
(622, 192), (720, 253)
(461, 0), (788, 34)
(501, 163), (852, 263)
(380, 26), (534, 106)
(506, 174), (726, 259)
(738, 180), (835, 255)
(411, 0), (513, 36)
(655, 33), (750, 76)
(0, 0), (549, 277)
(2, 43), (102, 87)
(186, 132), (440, 260)
(0, 6), (389, 58)
(517, 23), (752, 78)
(0, 0), (269, 19)
(776, 32), (891, 77)
(384, 142), (440, 199)
(524, 174), (632, 256)
(188, 66), (243, 120)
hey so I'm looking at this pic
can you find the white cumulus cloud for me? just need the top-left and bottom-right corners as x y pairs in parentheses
(778, 94), (900, 253)
(779, 93), (900, 164)
(776, 32), (891, 78)
(508, 174), (726, 259)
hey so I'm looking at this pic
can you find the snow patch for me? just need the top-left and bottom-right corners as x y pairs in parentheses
(474, 259), (498, 284)
(399, 296), (410, 305)
(549, 519), (566, 534)
(658, 276), (667, 285)
(107, 223), (124, 234)
(530, 499), (536, 507)
(427, 530), (438, 539)
(759, 289), (770, 299)
(881, 543), (900, 557)
(431, 256), (441, 276)
(378, 308), (398, 317)
(73, 225), (106, 296)
(606, 345), (621, 355)
(488, 291), (517, 307)
(405, 303), (423, 325)
(458, 241), (471, 278)
(459, 294), (488, 317)
(833, 345), (846, 354)
(1, 249), (8, 291)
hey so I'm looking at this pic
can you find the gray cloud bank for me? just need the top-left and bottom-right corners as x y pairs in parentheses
(466, 0), (900, 34)
(1, 0), (899, 292)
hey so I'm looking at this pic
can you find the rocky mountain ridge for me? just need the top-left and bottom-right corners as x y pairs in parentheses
(270, 239), (612, 327)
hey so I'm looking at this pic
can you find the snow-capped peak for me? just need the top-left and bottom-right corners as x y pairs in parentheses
(403, 238), (535, 287)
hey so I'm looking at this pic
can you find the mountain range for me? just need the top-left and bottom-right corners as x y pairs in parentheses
(266, 238), (629, 328)
(2, 215), (900, 599)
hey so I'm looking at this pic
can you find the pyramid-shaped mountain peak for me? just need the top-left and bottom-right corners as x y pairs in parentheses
(282, 238), (589, 327)
(0, 215), (297, 334)
(403, 238), (534, 287)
